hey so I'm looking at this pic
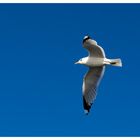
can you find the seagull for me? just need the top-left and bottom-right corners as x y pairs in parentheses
(75, 36), (122, 114)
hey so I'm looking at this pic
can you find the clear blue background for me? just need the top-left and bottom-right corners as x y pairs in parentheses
(0, 4), (139, 136)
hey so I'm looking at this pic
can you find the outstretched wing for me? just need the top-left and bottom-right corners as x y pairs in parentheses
(82, 66), (105, 114)
(83, 38), (105, 58)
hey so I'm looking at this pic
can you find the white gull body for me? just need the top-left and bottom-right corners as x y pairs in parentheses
(75, 36), (122, 114)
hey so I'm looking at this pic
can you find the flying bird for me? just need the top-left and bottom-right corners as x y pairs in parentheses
(75, 36), (122, 114)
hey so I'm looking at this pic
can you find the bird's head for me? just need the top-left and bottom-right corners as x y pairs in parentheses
(75, 58), (83, 64)
(75, 57), (88, 65)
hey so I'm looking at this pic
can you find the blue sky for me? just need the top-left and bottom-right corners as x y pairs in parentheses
(0, 4), (140, 136)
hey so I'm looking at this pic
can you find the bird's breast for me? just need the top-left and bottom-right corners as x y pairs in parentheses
(86, 57), (104, 67)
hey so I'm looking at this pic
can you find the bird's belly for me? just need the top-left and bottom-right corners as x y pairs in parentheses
(86, 57), (104, 67)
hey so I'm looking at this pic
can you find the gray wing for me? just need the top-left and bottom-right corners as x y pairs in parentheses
(82, 66), (105, 114)
(83, 39), (105, 58)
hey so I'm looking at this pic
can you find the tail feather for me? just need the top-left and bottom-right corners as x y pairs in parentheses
(110, 59), (122, 67)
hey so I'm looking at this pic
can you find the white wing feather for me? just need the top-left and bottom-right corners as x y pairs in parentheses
(83, 66), (105, 114)
(83, 39), (105, 58)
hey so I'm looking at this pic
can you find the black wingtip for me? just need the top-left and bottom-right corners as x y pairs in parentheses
(84, 110), (89, 115)
(83, 35), (91, 44)
(83, 97), (91, 114)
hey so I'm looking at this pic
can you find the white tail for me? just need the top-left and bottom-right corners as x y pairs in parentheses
(109, 58), (122, 67)
(104, 58), (122, 67)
